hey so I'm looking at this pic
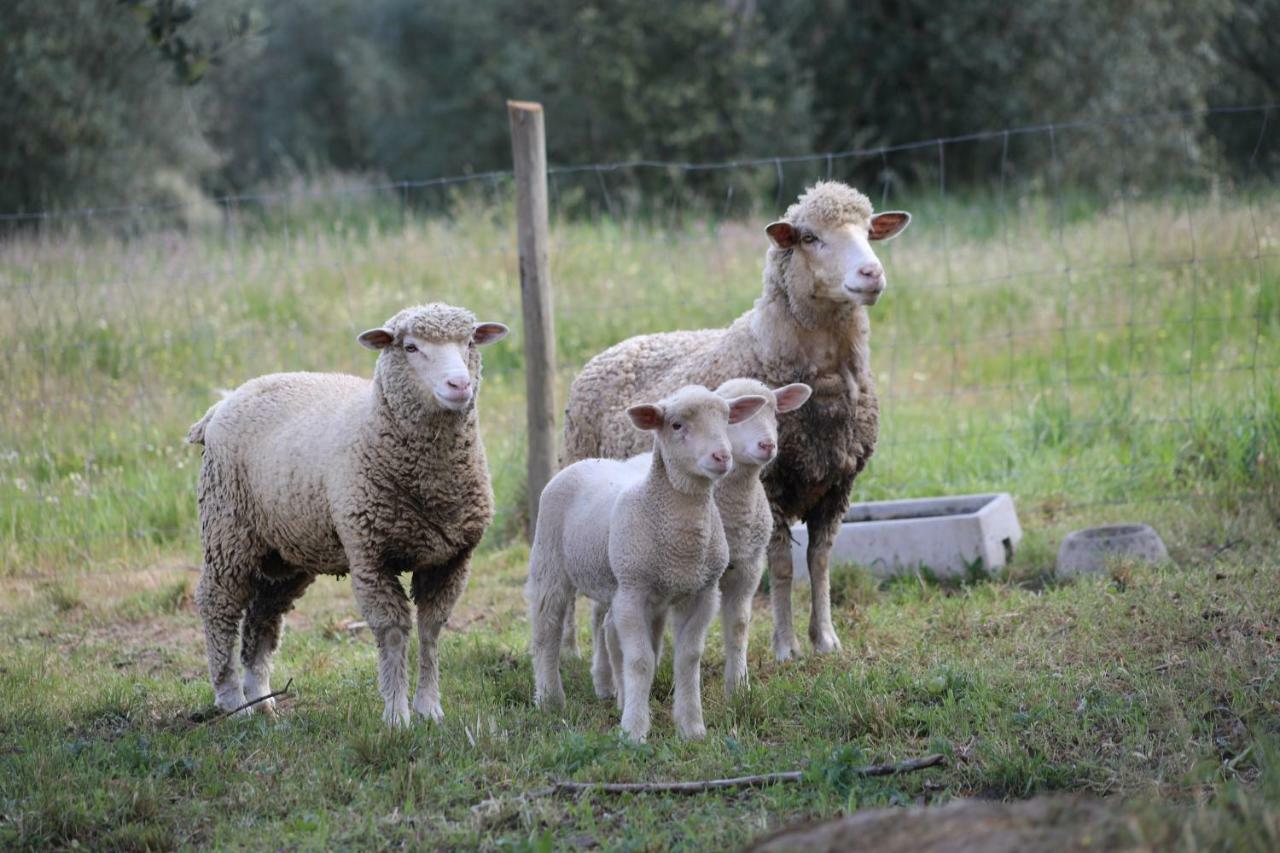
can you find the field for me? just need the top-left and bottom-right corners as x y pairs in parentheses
(1, 177), (1279, 849)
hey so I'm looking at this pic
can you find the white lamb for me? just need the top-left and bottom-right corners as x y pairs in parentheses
(526, 385), (767, 741)
(187, 302), (509, 727)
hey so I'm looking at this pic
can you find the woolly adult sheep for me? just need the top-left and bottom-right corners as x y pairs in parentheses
(187, 303), (509, 727)
(562, 181), (911, 660)
(527, 385), (768, 741)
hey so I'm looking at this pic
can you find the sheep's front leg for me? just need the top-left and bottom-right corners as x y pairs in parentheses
(671, 586), (719, 740)
(240, 570), (314, 716)
(611, 587), (657, 742)
(411, 553), (471, 723)
(767, 526), (800, 661)
(806, 490), (848, 654)
(603, 606), (625, 712)
(351, 565), (413, 728)
(719, 557), (764, 694)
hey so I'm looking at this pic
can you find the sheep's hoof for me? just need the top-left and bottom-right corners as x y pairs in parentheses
(534, 690), (565, 712)
(412, 696), (444, 722)
(810, 629), (843, 654)
(382, 703), (411, 729)
(772, 637), (802, 662)
(619, 724), (649, 744)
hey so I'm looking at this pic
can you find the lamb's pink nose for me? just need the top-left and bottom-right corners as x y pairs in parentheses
(446, 377), (471, 393)
(710, 450), (730, 467)
(758, 440), (776, 456)
(858, 263), (883, 283)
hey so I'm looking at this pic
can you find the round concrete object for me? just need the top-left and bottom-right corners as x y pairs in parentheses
(1055, 524), (1169, 578)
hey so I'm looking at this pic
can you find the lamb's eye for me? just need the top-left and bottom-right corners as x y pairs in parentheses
(801, 234), (818, 245)
(671, 422), (683, 431)
(404, 343), (418, 353)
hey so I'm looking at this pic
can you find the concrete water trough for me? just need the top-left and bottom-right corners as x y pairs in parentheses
(790, 493), (1023, 582)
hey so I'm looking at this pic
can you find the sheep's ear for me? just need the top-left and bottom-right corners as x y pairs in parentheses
(726, 395), (768, 425)
(358, 328), (395, 350)
(472, 322), (509, 346)
(626, 404), (665, 431)
(765, 221), (799, 249)
(774, 383), (812, 414)
(869, 211), (911, 241)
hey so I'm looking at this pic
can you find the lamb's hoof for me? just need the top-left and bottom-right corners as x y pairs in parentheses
(215, 689), (248, 715)
(412, 696), (444, 723)
(772, 637), (802, 662)
(620, 724), (649, 744)
(723, 675), (748, 697)
(677, 722), (707, 741)
(250, 696), (278, 719)
(810, 629), (843, 654)
(593, 684), (616, 700)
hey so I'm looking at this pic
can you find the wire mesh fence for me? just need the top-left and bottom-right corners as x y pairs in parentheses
(1, 105), (1277, 572)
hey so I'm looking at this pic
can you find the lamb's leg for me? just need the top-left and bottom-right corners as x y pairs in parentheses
(350, 565), (414, 728)
(560, 596), (580, 660)
(603, 606), (625, 712)
(411, 552), (471, 722)
(611, 587), (656, 742)
(195, 536), (260, 714)
(805, 488), (849, 654)
(590, 600), (614, 699)
(670, 586), (719, 740)
(649, 606), (668, 661)
(720, 558), (764, 694)
(240, 568), (314, 716)
(527, 554), (572, 711)
(768, 525), (801, 661)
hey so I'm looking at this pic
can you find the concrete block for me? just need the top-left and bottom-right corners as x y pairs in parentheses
(790, 493), (1023, 582)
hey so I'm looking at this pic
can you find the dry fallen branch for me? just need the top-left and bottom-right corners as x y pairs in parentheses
(543, 753), (945, 796)
(197, 677), (294, 726)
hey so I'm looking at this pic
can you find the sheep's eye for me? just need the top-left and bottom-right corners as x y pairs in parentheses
(801, 234), (818, 245)
(671, 422), (683, 431)
(404, 343), (418, 353)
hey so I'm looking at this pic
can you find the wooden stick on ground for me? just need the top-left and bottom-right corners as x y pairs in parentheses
(546, 753), (945, 796)
(197, 677), (294, 726)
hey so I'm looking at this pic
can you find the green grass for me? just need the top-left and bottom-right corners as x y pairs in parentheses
(1, 182), (1278, 848)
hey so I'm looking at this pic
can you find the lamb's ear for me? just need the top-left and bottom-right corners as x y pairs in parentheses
(869, 211), (911, 241)
(358, 328), (395, 350)
(627, 404), (665, 431)
(472, 322), (509, 346)
(773, 383), (813, 414)
(765, 221), (799, 249)
(726, 395), (768, 425)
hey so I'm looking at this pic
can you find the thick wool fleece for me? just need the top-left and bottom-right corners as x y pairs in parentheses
(188, 303), (495, 726)
(562, 181), (881, 658)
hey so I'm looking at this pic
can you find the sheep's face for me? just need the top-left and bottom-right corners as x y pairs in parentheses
(358, 321), (509, 412)
(628, 386), (768, 482)
(766, 211), (911, 307)
(717, 380), (812, 467)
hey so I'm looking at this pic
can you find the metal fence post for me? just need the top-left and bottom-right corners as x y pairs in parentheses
(508, 100), (557, 537)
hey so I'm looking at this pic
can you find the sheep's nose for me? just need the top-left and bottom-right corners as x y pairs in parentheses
(758, 440), (776, 456)
(858, 263), (884, 283)
(446, 376), (471, 392)
(710, 450), (729, 466)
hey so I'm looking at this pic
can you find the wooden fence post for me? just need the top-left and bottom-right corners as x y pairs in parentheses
(508, 100), (557, 537)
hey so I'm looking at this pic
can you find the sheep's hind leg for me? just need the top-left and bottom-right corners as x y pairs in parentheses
(195, 537), (261, 714)
(560, 596), (580, 660)
(590, 600), (615, 699)
(240, 563), (315, 717)
(350, 564), (414, 728)
(527, 556), (572, 711)
(670, 586), (719, 740)
(410, 553), (472, 722)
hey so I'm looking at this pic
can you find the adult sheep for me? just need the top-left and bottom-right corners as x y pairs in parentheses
(562, 181), (911, 659)
(187, 303), (509, 727)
